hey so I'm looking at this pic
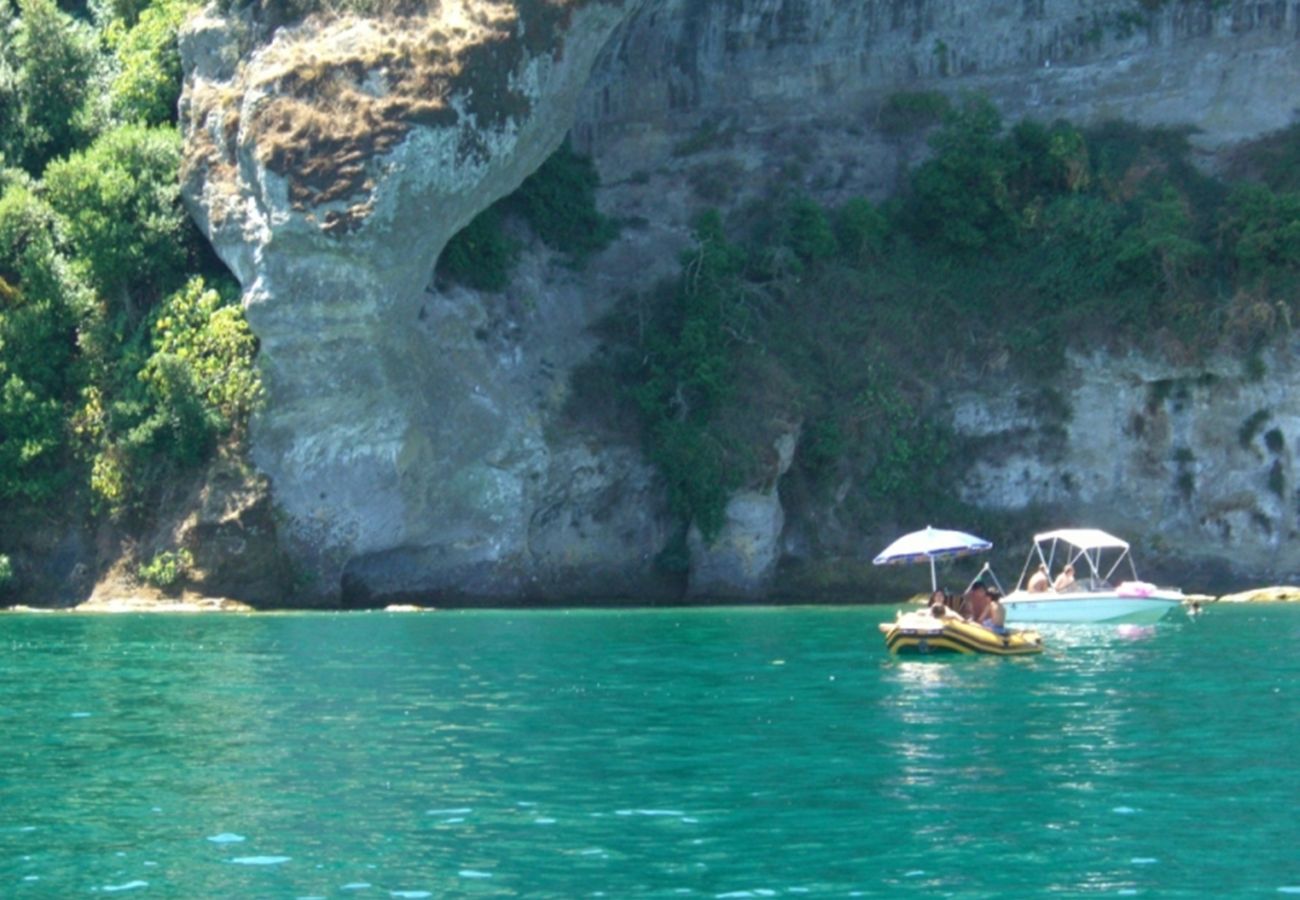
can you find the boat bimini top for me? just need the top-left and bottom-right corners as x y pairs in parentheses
(1015, 528), (1140, 592)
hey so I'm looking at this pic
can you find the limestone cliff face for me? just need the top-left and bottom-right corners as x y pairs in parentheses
(949, 344), (1300, 586)
(180, 1), (1300, 603)
(180, 0), (674, 604)
(580, 0), (1300, 159)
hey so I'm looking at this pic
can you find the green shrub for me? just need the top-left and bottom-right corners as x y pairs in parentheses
(1115, 184), (1208, 294)
(1030, 194), (1124, 302)
(1220, 184), (1300, 281)
(146, 277), (262, 430)
(136, 355), (221, 465)
(627, 211), (747, 540)
(137, 547), (192, 588)
(1231, 123), (1300, 193)
(799, 417), (845, 478)
(589, 103), (1300, 558)
(104, 0), (196, 126)
(437, 204), (518, 291)
(671, 119), (733, 157)
(511, 140), (617, 264)
(83, 276), (259, 513)
(1007, 119), (1091, 198)
(0, 373), (67, 503)
(877, 91), (951, 136)
(438, 142), (615, 288)
(784, 197), (838, 266)
(1086, 120), (1192, 196)
(835, 198), (888, 265)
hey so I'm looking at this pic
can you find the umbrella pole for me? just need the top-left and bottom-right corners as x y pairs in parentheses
(929, 558), (937, 592)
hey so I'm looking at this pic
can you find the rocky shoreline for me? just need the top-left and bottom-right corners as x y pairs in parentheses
(1215, 586), (1300, 604)
(5, 586), (1299, 614)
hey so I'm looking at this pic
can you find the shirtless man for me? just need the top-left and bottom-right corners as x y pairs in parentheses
(964, 581), (993, 624)
(1052, 564), (1076, 592)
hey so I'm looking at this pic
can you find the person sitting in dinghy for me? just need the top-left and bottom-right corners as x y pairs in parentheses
(964, 581), (991, 621)
(963, 582), (1007, 632)
(983, 589), (1007, 631)
(929, 590), (959, 619)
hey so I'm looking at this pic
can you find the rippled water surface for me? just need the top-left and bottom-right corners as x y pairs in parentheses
(3, 605), (1299, 897)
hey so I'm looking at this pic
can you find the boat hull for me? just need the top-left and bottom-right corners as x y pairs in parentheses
(1002, 590), (1183, 624)
(880, 613), (1043, 656)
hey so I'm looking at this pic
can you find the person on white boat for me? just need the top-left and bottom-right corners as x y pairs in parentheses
(1052, 564), (1076, 592)
(1027, 564), (1050, 592)
(982, 589), (1007, 630)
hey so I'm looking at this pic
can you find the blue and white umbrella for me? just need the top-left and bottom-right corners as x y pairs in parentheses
(872, 526), (993, 591)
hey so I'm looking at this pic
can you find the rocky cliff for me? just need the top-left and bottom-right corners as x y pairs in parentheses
(179, 0), (1300, 604)
(950, 344), (1300, 587)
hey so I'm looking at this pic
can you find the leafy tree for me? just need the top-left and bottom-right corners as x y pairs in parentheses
(1007, 119), (1090, 202)
(104, 0), (193, 126)
(0, 371), (67, 502)
(0, 180), (81, 387)
(0, 180), (83, 503)
(43, 123), (190, 313)
(9, 0), (101, 174)
(0, 0), (258, 536)
(1220, 183), (1300, 280)
(136, 352), (221, 465)
(0, 3), (21, 167)
(906, 96), (1019, 253)
(1116, 184), (1207, 293)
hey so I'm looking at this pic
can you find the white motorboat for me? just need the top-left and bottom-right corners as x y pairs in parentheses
(1001, 528), (1184, 624)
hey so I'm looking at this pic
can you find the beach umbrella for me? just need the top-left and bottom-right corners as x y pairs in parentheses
(872, 526), (993, 591)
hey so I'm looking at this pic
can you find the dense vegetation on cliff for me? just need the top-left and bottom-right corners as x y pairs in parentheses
(561, 95), (1300, 557)
(0, 0), (257, 590)
(6, 0), (1300, 600)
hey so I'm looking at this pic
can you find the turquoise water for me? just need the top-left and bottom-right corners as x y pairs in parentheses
(2, 604), (1298, 898)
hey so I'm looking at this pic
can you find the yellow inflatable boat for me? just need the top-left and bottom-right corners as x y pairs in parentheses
(879, 610), (1044, 656)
